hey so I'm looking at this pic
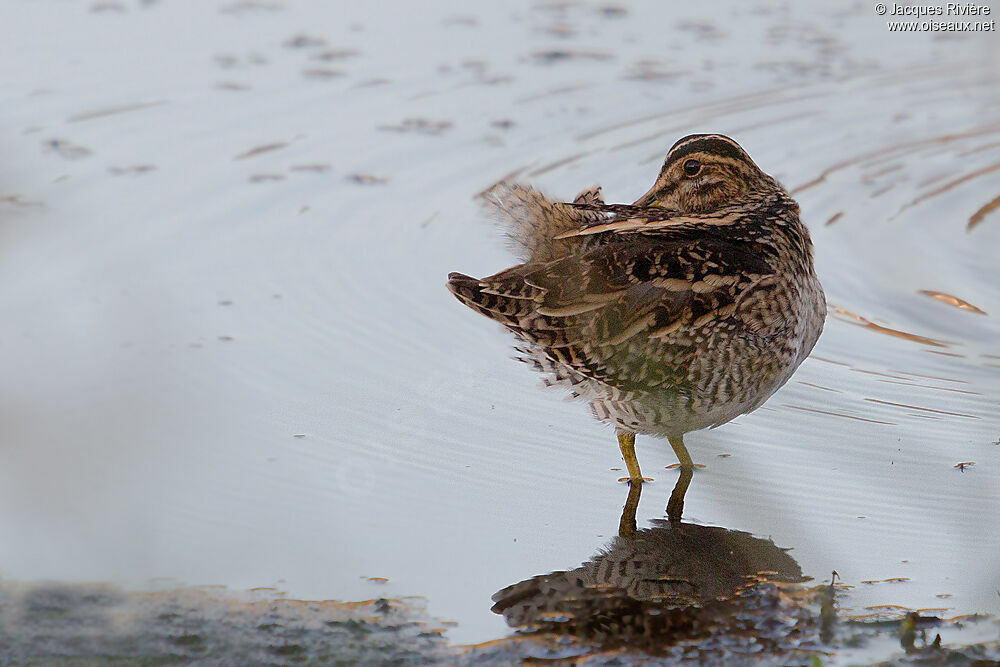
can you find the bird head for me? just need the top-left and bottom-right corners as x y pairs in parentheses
(634, 134), (772, 212)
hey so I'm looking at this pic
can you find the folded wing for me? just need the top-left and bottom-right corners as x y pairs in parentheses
(448, 234), (773, 391)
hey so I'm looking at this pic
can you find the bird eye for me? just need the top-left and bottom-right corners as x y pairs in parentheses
(683, 159), (701, 176)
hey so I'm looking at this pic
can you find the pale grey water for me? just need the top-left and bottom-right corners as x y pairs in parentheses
(1, 1), (998, 663)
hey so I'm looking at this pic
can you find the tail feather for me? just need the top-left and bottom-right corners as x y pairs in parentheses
(446, 272), (595, 353)
(447, 272), (523, 327)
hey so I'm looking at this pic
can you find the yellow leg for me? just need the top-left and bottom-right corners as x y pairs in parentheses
(668, 434), (693, 469)
(616, 428), (650, 484)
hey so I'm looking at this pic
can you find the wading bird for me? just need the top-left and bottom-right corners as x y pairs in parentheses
(447, 134), (825, 502)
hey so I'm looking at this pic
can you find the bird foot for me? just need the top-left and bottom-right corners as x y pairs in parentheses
(665, 463), (706, 470)
(618, 476), (654, 484)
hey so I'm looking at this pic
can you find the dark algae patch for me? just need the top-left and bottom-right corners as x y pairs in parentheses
(0, 569), (997, 663)
(0, 582), (452, 665)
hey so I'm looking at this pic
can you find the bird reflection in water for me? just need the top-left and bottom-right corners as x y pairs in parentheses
(492, 481), (816, 658)
(448, 134), (825, 511)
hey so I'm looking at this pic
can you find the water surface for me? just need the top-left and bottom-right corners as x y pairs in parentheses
(1, 1), (998, 662)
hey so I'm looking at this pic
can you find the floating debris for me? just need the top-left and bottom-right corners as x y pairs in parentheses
(540, 23), (576, 38)
(283, 33), (326, 49)
(0, 195), (44, 207)
(830, 306), (950, 348)
(897, 161), (1000, 218)
(378, 118), (453, 135)
(213, 52), (268, 68)
(624, 62), (685, 81)
(676, 19), (726, 40)
(289, 164), (331, 173)
(301, 68), (344, 79)
(352, 78), (390, 88)
(969, 193), (1000, 230)
(530, 49), (613, 64)
(43, 138), (92, 160)
(215, 81), (251, 91)
(310, 48), (360, 61)
(918, 290), (987, 315)
(598, 5), (628, 18)
(68, 100), (168, 123)
(234, 142), (288, 160)
(346, 173), (388, 185)
(214, 54), (239, 68)
(108, 165), (157, 176)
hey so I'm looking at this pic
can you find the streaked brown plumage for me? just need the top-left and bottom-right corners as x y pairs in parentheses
(448, 134), (825, 485)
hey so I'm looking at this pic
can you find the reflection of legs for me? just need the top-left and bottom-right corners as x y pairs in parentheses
(666, 434), (694, 522)
(666, 465), (693, 523)
(618, 480), (642, 539)
(616, 428), (650, 484)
